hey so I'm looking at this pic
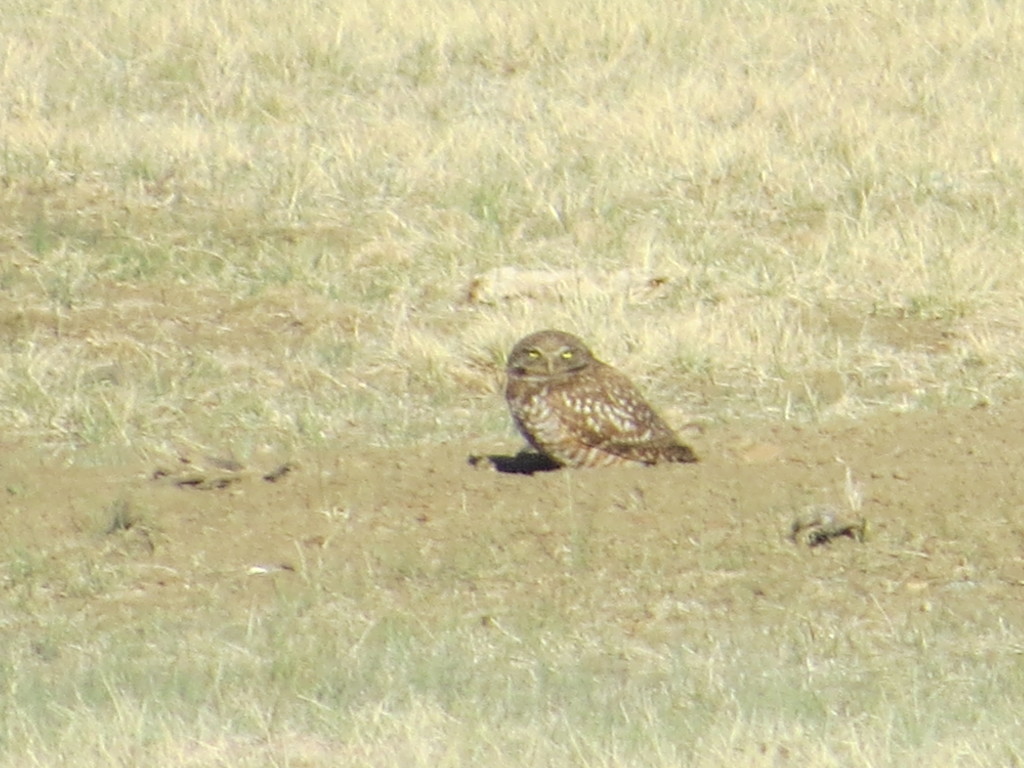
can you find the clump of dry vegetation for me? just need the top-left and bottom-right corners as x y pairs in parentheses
(4, 0), (1024, 765)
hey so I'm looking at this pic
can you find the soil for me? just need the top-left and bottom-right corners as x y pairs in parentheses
(5, 401), (1024, 635)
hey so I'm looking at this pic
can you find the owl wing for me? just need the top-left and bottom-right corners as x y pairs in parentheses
(558, 369), (696, 464)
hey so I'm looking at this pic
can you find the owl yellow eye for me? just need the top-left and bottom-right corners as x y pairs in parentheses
(527, 349), (541, 358)
(561, 351), (573, 359)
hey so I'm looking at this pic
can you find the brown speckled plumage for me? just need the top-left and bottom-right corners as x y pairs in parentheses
(504, 330), (697, 468)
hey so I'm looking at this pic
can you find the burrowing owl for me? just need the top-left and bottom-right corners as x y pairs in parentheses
(505, 330), (698, 468)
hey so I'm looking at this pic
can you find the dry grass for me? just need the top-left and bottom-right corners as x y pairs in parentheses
(5, 0), (1024, 460)
(5, 0), (1024, 764)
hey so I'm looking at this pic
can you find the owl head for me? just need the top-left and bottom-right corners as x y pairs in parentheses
(506, 330), (597, 381)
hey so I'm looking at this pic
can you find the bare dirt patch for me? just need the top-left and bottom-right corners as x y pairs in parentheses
(6, 400), (1024, 632)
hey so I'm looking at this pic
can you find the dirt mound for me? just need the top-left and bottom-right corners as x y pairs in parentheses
(6, 400), (1024, 627)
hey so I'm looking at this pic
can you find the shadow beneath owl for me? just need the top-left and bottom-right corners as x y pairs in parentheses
(467, 450), (562, 475)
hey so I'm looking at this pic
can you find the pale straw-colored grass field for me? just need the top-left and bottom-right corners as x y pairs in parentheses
(4, 1), (1024, 765)
(4, 0), (1024, 459)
